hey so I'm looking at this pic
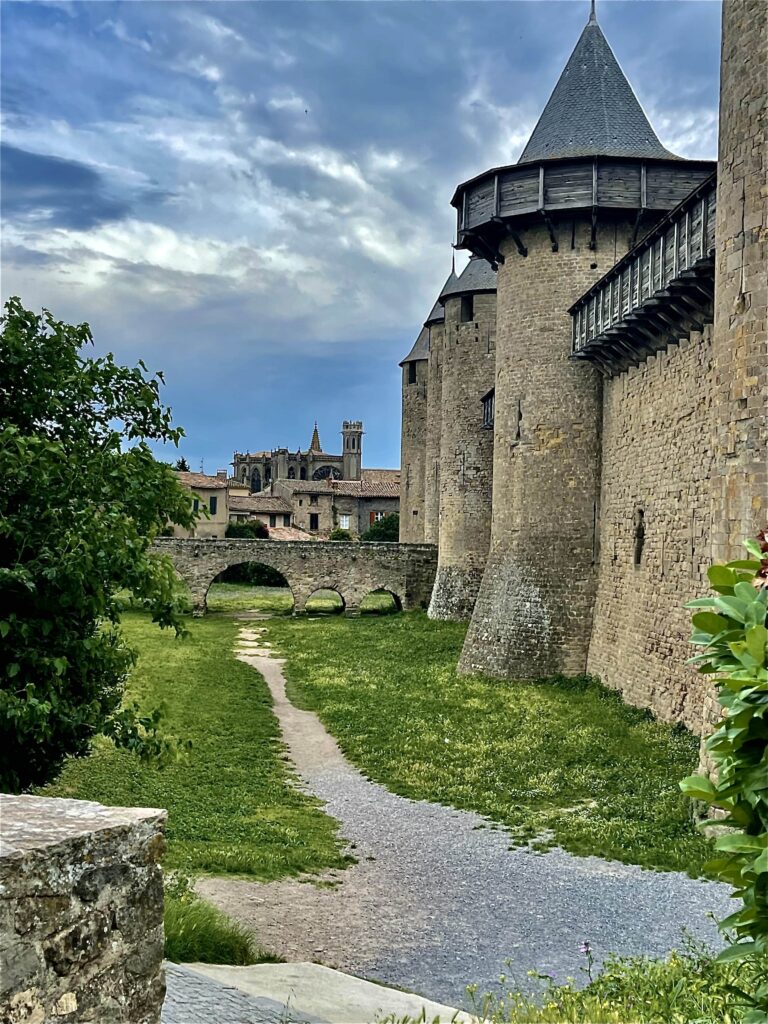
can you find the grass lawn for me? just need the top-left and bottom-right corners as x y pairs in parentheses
(42, 611), (350, 880)
(264, 611), (713, 876)
(207, 583), (293, 615)
(207, 582), (399, 616)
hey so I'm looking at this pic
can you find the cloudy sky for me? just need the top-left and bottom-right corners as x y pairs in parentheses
(2, 0), (720, 470)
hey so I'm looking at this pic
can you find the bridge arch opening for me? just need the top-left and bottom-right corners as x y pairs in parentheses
(206, 561), (294, 616)
(360, 588), (403, 616)
(305, 588), (345, 616)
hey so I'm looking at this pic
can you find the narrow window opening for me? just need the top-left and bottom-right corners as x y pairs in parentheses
(633, 508), (645, 567)
(460, 295), (474, 323)
(481, 389), (495, 429)
(209, 496), (218, 515)
(309, 513), (319, 531)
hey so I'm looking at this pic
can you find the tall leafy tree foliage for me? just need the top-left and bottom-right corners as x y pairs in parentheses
(0, 298), (195, 792)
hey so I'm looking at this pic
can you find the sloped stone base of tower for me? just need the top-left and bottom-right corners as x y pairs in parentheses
(458, 552), (593, 679)
(427, 565), (483, 621)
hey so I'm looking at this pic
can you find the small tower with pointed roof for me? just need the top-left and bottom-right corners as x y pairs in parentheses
(428, 255), (497, 620)
(455, 3), (714, 679)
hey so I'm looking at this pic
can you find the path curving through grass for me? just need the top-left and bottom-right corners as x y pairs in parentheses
(199, 623), (732, 1010)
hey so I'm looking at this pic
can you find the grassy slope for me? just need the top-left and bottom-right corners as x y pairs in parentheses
(43, 611), (349, 879)
(265, 611), (713, 876)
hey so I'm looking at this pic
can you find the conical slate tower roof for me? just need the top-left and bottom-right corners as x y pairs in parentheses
(424, 298), (445, 326)
(399, 325), (429, 366)
(438, 265), (461, 302)
(518, 6), (677, 164)
(440, 255), (496, 301)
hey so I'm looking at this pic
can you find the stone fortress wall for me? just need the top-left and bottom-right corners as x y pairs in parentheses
(429, 288), (496, 620)
(400, 0), (767, 736)
(0, 795), (166, 1024)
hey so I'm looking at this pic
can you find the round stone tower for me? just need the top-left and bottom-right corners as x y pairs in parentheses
(428, 256), (497, 619)
(399, 328), (429, 542)
(456, 5), (714, 678)
(423, 281), (452, 544)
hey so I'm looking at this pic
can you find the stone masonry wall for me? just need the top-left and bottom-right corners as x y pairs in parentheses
(154, 538), (437, 614)
(587, 327), (716, 731)
(460, 218), (635, 679)
(400, 359), (428, 543)
(429, 291), (496, 620)
(1, 795), (166, 1024)
(423, 321), (444, 544)
(710, 0), (767, 565)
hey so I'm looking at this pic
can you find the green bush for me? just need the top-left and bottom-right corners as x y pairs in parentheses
(680, 531), (768, 1020)
(361, 513), (399, 542)
(329, 527), (352, 541)
(225, 520), (268, 539)
(164, 875), (277, 965)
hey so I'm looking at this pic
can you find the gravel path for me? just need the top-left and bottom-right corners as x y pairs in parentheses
(199, 626), (732, 1011)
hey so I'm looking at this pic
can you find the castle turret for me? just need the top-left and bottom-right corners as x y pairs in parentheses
(342, 420), (363, 481)
(457, 5), (714, 678)
(399, 329), (429, 541)
(423, 280), (452, 543)
(428, 256), (497, 619)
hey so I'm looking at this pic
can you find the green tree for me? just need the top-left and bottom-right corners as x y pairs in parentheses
(174, 456), (190, 472)
(361, 513), (399, 542)
(329, 527), (352, 541)
(0, 298), (195, 792)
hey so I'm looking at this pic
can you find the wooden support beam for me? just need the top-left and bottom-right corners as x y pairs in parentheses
(540, 209), (559, 252)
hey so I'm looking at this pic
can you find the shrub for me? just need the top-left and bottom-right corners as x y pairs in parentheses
(226, 520), (268, 539)
(387, 938), (756, 1023)
(163, 875), (276, 965)
(329, 527), (352, 541)
(361, 513), (399, 542)
(0, 298), (194, 792)
(680, 529), (768, 1021)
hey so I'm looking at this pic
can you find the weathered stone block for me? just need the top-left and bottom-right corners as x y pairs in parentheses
(0, 795), (167, 1024)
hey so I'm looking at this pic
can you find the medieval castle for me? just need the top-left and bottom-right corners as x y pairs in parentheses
(400, 0), (766, 735)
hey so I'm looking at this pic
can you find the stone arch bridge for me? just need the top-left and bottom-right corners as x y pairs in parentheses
(153, 538), (438, 615)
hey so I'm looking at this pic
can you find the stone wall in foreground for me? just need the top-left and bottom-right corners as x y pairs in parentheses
(1, 795), (166, 1024)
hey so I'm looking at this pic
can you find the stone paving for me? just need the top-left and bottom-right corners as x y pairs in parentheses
(196, 627), (734, 1012)
(163, 963), (317, 1023)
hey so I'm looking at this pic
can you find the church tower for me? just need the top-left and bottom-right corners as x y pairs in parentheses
(342, 420), (363, 481)
(456, 5), (714, 678)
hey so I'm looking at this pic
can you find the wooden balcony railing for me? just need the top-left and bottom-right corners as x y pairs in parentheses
(570, 172), (717, 375)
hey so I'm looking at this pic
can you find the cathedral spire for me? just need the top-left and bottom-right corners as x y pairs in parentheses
(309, 422), (322, 453)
